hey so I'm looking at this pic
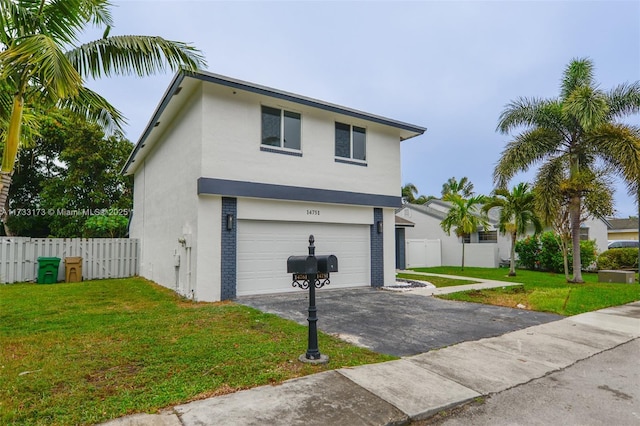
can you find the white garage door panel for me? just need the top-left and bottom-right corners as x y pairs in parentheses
(237, 221), (369, 296)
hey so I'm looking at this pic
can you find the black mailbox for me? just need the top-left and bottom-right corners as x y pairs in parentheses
(287, 255), (318, 274)
(316, 255), (338, 273)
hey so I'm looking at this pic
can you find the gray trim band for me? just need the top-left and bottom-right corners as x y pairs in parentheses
(198, 178), (401, 208)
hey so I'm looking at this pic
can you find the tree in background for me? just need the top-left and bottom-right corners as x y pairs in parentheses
(441, 176), (475, 198)
(440, 194), (489, 270)
(482, 182), (542, 276)
(495, 58), (640, 283)
(401, 183), (435, 205)
(7, 111), (132, 237)
(0, 0), (205, 224)
(401, 183), (418, 204)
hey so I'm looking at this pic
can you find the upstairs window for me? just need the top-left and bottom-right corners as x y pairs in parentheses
(261, 106), (301, 151)
(335, 122), (366, 161)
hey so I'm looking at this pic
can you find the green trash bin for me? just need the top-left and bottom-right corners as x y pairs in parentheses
(37, 257), (61, 284)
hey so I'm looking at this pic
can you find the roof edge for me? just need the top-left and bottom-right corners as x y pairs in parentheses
(122, 70), (427, 175)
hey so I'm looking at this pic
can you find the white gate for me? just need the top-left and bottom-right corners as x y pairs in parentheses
(406, 239), (442, 268)
(0, 238), (139, 283)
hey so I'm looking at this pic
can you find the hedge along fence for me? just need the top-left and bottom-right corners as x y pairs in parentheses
(0, 238), (139, 283)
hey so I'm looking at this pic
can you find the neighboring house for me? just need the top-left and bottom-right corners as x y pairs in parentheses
(396, 199), (610, 268)
(123, 70), (425, 302)
(606, 217), (639, 242)
(579, 217), (609, 255)
(396, 200), (507, 268)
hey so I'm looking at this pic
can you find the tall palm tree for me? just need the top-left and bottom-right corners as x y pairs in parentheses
(483, 183), (542, 276)
(495, 58), (640, 283)
(440, 194), (489, 270)
(441, 176), (475, 198)
(0, 0), (206, 220)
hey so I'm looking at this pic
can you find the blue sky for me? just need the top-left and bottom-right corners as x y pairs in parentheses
(84, 0), (640, 217)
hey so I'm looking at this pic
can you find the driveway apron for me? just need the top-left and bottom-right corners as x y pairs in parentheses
(237, 287), (563, 357)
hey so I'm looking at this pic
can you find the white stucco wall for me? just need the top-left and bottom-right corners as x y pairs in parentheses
(199, 84), (401, 197)
(130, 89), (203, 298)
(582, 217), (609, 255)
(383, 208), (396, 285)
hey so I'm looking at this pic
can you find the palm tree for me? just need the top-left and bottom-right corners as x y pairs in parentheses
(0, 0), (206, 220)
(440, 194), (489, 270)
(441, 176), (475, 198)
(401, 183), (418, 204)
(495, 58), (640, 283)
(483, 183), (542, 276)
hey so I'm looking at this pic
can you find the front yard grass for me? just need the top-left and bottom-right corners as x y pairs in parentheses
(0, 278), (395, 425)
(410, 266), (640, 316)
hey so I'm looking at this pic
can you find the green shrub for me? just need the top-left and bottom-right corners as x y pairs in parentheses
(515, 232), (599, 272)
(579, 239), (598, 270)
(539, 232), (564, 273)
(515, 235), (540, 270)
(597, 248), (639, 270)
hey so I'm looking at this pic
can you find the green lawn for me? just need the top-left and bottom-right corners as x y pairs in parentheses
(0, 278), (395, 425)
(410, 266), (640, 316)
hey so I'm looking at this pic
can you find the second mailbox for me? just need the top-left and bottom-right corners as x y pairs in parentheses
(287, 256), (318, 275)
(316, 255), (338, 274)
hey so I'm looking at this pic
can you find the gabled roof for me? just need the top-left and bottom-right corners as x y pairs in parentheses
(398, 199), (499, 226)
(395, 216), (415, 227)
(606, 217), (638, 231)
(122, 70), (427, 175)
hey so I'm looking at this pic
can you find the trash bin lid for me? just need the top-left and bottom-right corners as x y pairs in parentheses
(38, 257), (61, 263)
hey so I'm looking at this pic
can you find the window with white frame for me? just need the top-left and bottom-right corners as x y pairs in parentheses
(335, 122), (366, 161)
(478, 230), (498, 243)
(261, 106), (301, 151)
(579, 227), (589, 241)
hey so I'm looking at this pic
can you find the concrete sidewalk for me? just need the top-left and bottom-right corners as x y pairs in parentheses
(394, 270), (523, 296)
(102, 301), (640, 426)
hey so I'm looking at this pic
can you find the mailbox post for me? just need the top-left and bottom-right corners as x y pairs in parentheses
(287, 235), (338, 364)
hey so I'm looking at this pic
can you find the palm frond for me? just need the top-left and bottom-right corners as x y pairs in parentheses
(560, 57), (594, 100)
(0, 34), (82, 99)
(533, 157), (566, 224)
(37, 0), (112, 45)
(67, 35), (207, 79)
(493, 127), (563, 187)
(606, 82), (640, 120)
(587, 123), (640, 196)
(57, 86), (125, 133)
(563, 85), (609, 131)
(581, 174), (615, 219)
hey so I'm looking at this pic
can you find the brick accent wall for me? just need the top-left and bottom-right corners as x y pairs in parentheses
(370, 207), (384, 287)
(221, 197), (237, 300)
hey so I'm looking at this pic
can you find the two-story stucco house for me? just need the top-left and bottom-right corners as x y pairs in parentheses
(123, 71), (425, 302)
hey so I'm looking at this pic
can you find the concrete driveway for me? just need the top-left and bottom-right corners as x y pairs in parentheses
(237, 287), (563, 357)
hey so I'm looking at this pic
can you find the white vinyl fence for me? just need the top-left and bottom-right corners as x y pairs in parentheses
(405, 239), (442, 268)
(0, 238), (139, 283)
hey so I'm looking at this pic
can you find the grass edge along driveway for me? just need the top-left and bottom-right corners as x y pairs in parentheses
(410, 266), (640, 316)
(0, 278), (395, 425)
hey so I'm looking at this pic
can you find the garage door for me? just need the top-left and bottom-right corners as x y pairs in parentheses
(237, 220), (369, 296)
